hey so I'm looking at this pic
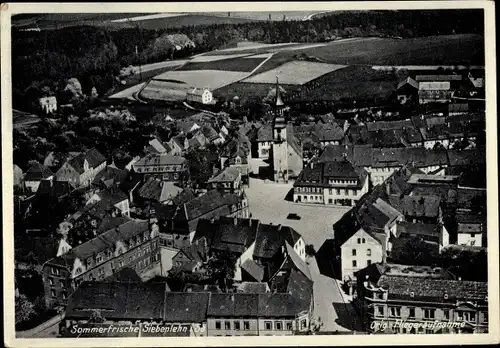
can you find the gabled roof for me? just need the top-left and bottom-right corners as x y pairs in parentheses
(241, 259), (265, 282)
(35, 179), (72, 199)
(208, 293), (259, 317)
(85, 148), (107, 168)
(389, 195), (441, 218)
(149, 137), (170, 153)
(92, 166), (128, 188)
(237, 282), (269, 293)
(163, 292), (210, 322)
(133, 153), (186, 167)
(256, 125), (273, 142)
(24, 162), (53, 181)
(211, 217), (258, 255)
(285, 242), (311, 280)
(95, 188), (128, 206)
(207, 167), (241, 183)
(397, 77), (418, 90)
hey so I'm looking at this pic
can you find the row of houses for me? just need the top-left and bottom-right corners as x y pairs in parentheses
(294, 146), (485, 205)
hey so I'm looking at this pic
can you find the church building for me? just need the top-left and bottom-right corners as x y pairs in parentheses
(270, 77), (303, 183)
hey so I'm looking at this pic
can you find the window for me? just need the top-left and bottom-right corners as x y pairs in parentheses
(389, 307), (401, 318)
(51, 267), (57, 275)
(234, 321), (241, 330)
(96, 254), (103, 264)
(376, 292), (384, 300)
(423, 308), (435, 319)
(367, 260), (372, 266)
(265, 321), (272, 330)
(367, 249), (372, 256)
(301, 319), (307, 330)
(275, 321), (282, 330)
(457, 311), (476, 322)
(357, 238), (361, 244)
(48, 277), (54, 286)
(143, 232), (149, 242)
(352, 260), (357, 267)
(118, 261), (124, 268)
(225, 321), (231, 330)
(51, 289), (56, 298)
(345, 189), (349, 195)
(353, 189), (358, 196)
(352, 249), (357, 256)
(286, 321), (293, 330)
(336, 189), (341, 195)
(215, 321), (221, 330)
(329, 189), (332, 195)
(408, 307), (415, 318)
(443, 309), (450, 320)
(376, 306), (384, 316)
(362, 238), (366, 243)
(243, 321), (250, 330)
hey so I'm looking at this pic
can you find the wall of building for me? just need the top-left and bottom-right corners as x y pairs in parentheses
(43, 265), (71, 308)
(368, 167), (399, 186)
(341, 230), (383, 281)
(287, 143), (303, 179)
(207, 318), (259, 336)
(457, 232), (482, 247)
(258, 141), (271, 159)
(234, 241), (256, 281)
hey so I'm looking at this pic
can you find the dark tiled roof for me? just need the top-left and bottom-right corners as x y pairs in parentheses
(378, 276), (487, 301)
(208, 167), (241, 183)
(241, 259), (265, 282)
(102, 267), (142, 283)
(172, 188), (196, 205)
(96, 188), (128, 206)
(285, 242), (311, 280)
(396, 222), (440, 238)
(35, 179), (72, 199)
(286, 268), (314, 308)
(253, 223), (285, 259)
(164, 292), (210, 323)
(447, 149), (486, 167)
(211, 217), (258, 254)
(92, 166), (128, 188)
(85, 148), (107, 168)
(258, 293), (309, 317)
(24, 162), (53, 181)
(137, 178), (163, 201)
(237, 282), (269, 293)
(294, 160), (368, 189)
(184, 190), (240, 221)
(389, 195), (441, 218)
(65, 281), (167, 320)
(133, 153), (186, 167)
(316, 123), (345, 142)
(256, 124), (273, 142)
(208, 293), (259, 317)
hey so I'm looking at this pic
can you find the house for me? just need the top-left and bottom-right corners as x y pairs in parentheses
(236, 282), (270, 293)
(293, 159), (369, 206)
(91, 166), (129, 192)
(39, 96), (57, 114)
(201, 124), (224, 145)
(132, 153), (187, 183)
(396, 77), (418, 104)
(443, 212), (486, 248)
(331, 196), (404, 287)
(136, 178), (184, 207)
(157, 190), (249, 249)
(55, 148), (107, 187)
(468, 70), (485, 89)
(145, 137), (172, 155)
(220, 133), (252, 180)
(355, 263), (488, 334)
(24, 161), (54, 192)
(187, 88), (213, 104)
(86, 187), (130, 217)
(255, 125), (273, 159)
(415, 74), (463, 104)
(207, 167), (242, 194)
(388, 195), (442, 224)
(42, 220), (160, 308)
(172, 237), (209, 273)
(316, 123), (345, 147)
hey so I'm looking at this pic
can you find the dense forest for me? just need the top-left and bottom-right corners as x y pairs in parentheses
(12, 10), (484, 111)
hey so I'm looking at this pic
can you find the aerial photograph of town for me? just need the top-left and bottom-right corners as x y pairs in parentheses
(6, 4), (493, 341)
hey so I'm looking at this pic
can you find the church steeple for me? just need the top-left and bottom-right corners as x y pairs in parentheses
(273, 75), (286, 127)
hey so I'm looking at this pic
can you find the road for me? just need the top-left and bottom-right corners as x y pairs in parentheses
(245, 176), (363, 332)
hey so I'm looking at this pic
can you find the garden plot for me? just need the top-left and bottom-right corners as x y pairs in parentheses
(139, 80), (188, 101)
(242, 60), (347, 85)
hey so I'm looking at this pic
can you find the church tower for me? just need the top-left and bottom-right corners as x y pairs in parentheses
(272, 76), (289, 183)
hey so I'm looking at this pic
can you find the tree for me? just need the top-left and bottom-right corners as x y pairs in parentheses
(15, 294), (36, 324)
(89, 309), (106, 323)
(305, 244), (317, 257)
(205, 250), (236, 292)
(185, 149), (215, 188)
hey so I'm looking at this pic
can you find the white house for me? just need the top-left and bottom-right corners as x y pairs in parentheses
(186, 88), (213, 104)
(39, 96), (57, 114)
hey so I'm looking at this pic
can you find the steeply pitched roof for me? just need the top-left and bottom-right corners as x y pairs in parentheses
(24, 162), (53, 181)
(163, 292), (210, 323)
(207, 167), (241, 183)
(285, 242), (311, 280)
(241, 259), (265, 282)
(133, 153), (186, 167)
(92, 166), (128, 188)
(85, 148), (107, 168)
(183, 190), (240, 221)
(294, 160), (368, 188)
(211, 217), (258, 254)
(396, 222), (440, 239)
(35, 179), (72, 199)
(389, 195), (441, 218)
(208, 293), (259, 317)
(237, 282), (269, 293)
(256, 125), (273, 142)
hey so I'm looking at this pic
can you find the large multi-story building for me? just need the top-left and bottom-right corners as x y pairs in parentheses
(132, 153), (188, 183)
(355, 263), (488, 334)
(42, 220), (160, 309)
(293, 159), (369, 206)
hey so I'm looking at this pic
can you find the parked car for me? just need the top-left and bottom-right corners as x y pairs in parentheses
(287, 213), (301, 220)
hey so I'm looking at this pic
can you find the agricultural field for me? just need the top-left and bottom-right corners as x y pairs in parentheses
(189, 54), (252, 63)
(291, 34), (484, 66)
(215, 65), (400, 104)
(139, 80), (189, 102)
(242, 61), (347, 85)
(181, 56), (269, 73)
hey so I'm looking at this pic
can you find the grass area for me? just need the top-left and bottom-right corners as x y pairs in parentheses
(180, 57), (267, 72)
